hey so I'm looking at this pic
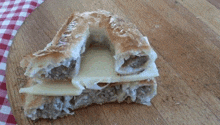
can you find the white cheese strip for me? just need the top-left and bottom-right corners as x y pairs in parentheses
(19, 79), (155, 96)
(20, 47), (158, 96)
(72, 47), (159, 89)
(19, 83), (82, 96)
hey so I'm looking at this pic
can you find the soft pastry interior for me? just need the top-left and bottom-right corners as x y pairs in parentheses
(19, 10), (159, 120)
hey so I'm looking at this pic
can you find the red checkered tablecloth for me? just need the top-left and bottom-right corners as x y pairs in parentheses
(0, 0), (44, 124)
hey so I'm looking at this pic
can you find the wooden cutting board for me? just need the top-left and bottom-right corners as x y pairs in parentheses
(6, 0), (220, 124)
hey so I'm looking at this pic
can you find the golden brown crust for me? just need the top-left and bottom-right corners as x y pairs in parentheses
(51, 13), (76, 45)
(20, 11), (159, 120)
(80, 10), (151, 54)
(104, 16), (150, 54)
(21, 10), (155, 77)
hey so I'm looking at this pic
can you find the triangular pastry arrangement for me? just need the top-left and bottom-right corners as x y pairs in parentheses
(19, 10), (159, 120)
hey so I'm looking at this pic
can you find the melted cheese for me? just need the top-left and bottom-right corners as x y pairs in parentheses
(19, 79), (156, 96)
(19, 47), (159, 96)
(72, 47), (159, 89)
(19, 83), (82, 96)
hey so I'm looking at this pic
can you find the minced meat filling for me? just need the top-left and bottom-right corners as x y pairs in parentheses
(122, 56), (149, 68)
(26, 84), (155, 120)
(47, 60), (76, 79)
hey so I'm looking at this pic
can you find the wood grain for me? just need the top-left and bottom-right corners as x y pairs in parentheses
(208, 0), (220, 9)
(6, 0), (220, 124)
